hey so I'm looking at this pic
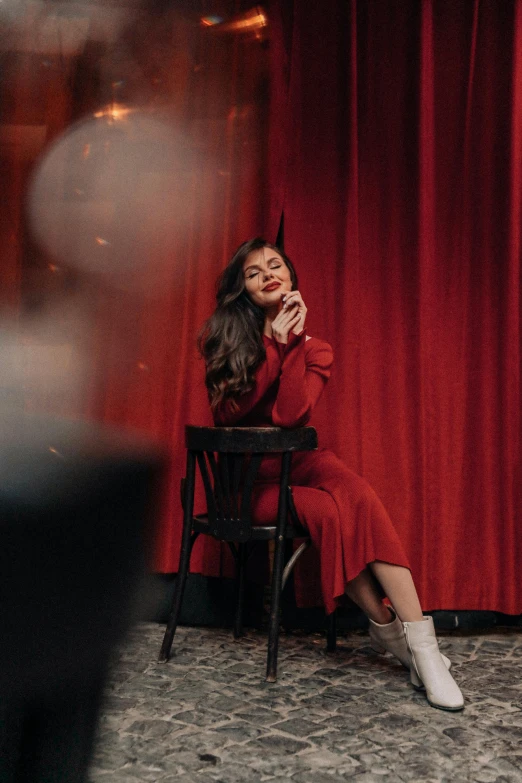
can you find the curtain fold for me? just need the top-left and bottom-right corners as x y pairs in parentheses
(266, 0), (521, 612)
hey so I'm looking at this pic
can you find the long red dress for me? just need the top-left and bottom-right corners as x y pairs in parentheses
(214, 329), (411, 615)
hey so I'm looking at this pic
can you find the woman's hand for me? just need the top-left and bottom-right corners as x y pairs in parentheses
(270, 298), (301, 343)
(282, 290), (307, 336)
(270, 290), (307, 343)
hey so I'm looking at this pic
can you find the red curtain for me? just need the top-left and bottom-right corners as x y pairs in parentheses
(264, 0), (521, 612)
(8, 1), (517, 614)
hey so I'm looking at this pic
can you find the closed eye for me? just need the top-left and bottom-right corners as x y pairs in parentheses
(245, 263), (282, 280)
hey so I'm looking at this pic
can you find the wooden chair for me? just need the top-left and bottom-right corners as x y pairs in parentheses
(158, 425), (336, 681)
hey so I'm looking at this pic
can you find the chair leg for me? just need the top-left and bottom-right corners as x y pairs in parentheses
(158, 531), (198, 663)
(159, 452), (197, 663)
(267, 451), (292, 683)
(326, 609), (337, 652)
(281, 538), (294, 632)
(266, 534), (286, 682)
(233, 543), (247, 639)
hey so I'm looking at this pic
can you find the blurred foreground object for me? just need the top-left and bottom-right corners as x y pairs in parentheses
(0, 415), (165, 782)
(0, 309), (88, 419)
(28, 107), (197, 293)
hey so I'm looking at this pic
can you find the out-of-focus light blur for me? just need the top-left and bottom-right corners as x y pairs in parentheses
(201, 6), (267, 41)
(201, 15), (225, 28)
(0, 0), (134, 55)
(0, 314), (87, 418)
(28, 106), (198, 292)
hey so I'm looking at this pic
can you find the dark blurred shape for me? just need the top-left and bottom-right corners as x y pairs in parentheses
(201, 5), (268, 42)
(0, 415), (164, 783)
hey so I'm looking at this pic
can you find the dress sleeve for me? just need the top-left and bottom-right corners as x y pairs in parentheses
(213, 341), (282, 425)
(272, 331), (333, 428)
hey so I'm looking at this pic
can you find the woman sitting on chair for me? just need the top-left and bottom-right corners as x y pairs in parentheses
(198, 237), (464, 712)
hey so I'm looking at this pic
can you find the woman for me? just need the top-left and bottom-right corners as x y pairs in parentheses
(199, 237), (464, 711)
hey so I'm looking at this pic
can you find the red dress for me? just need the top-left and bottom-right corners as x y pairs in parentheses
(214, 330), (411, 615)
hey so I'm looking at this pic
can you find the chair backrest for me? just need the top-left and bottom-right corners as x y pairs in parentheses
(185, 426), (317, 541)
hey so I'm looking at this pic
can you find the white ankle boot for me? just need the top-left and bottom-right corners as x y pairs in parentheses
(369, 607), (451, 690)
(403, 616), (464, 711)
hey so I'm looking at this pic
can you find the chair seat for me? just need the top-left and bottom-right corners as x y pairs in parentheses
(193, 514), (309, 542)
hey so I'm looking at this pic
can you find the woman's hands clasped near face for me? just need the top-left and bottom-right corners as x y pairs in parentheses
(270, 290), (307, 344)
(241, 246), (307, 343)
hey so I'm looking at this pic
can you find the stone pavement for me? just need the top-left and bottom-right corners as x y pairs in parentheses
(89, 623), (522, 783)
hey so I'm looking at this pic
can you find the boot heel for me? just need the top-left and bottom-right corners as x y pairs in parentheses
(370, 641), (386, 655)
(410, 666), (425, 691)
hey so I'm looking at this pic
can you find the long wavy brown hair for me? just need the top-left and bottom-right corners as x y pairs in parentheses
(199, 237), (298, 412)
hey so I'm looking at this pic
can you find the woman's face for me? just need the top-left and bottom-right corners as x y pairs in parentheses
(242, 246), (293, 309)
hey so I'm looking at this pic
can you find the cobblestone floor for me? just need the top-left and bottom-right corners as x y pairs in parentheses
(89, 623), (522, 783)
